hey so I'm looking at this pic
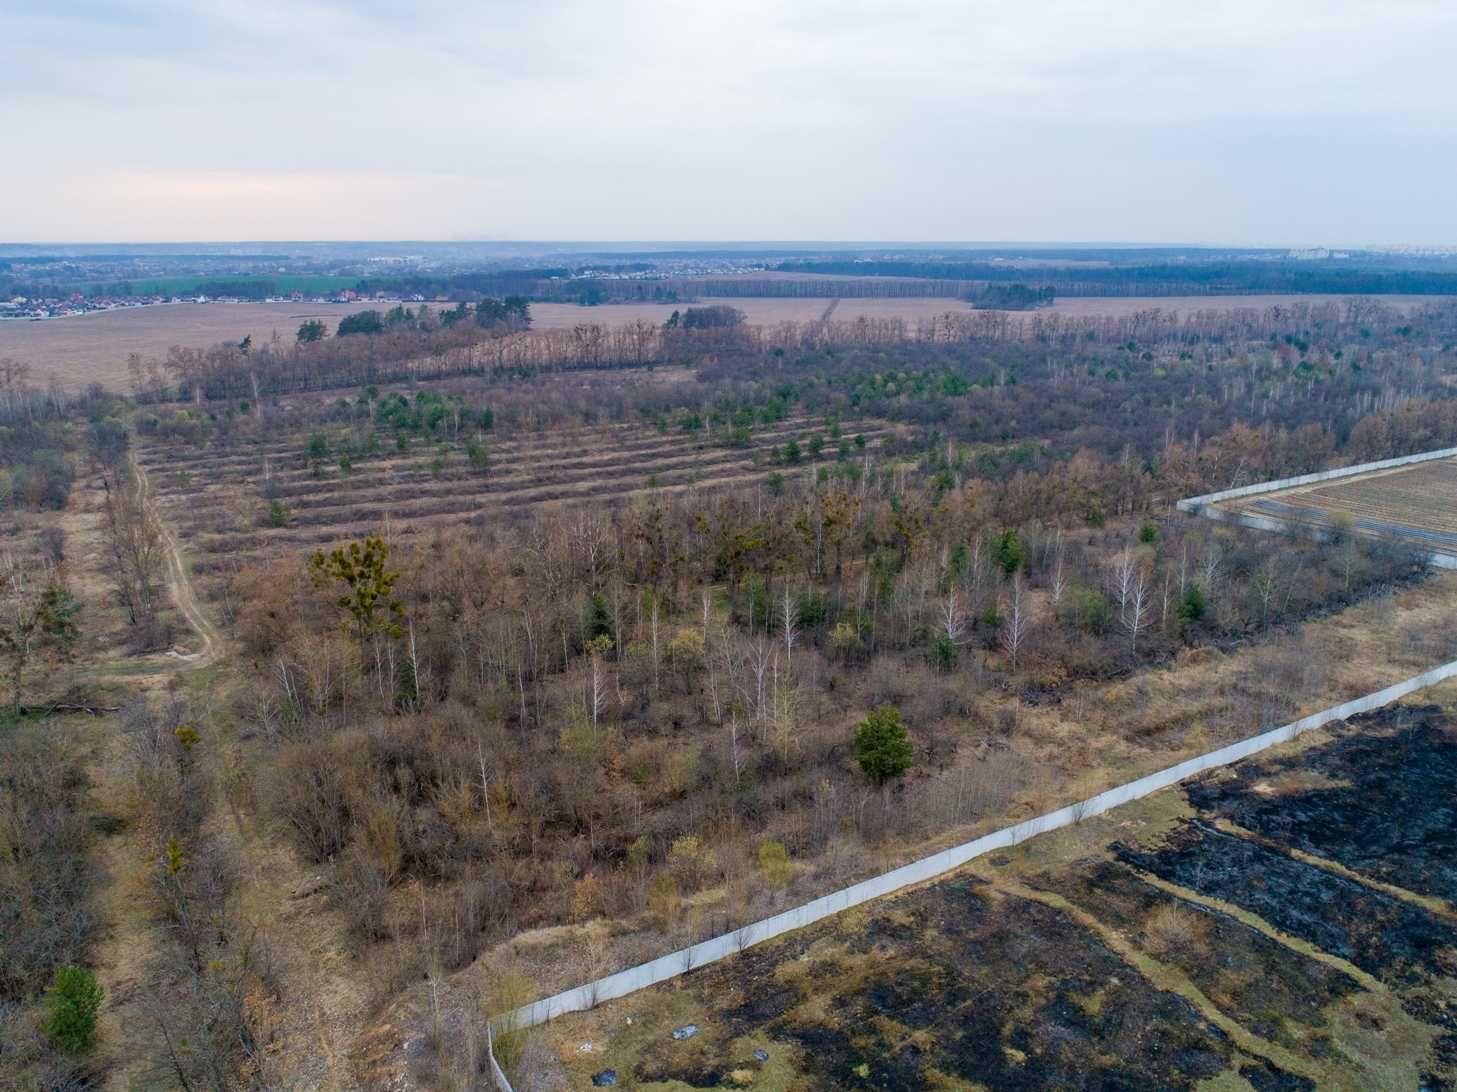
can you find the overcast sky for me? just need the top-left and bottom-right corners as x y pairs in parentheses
(4, 0), (1455, 245)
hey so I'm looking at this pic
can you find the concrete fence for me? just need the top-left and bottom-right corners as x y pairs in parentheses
(1174, 445), (1457, 570)
(1174, 445), (1457, 513)
(486, 657), (1457, 1089)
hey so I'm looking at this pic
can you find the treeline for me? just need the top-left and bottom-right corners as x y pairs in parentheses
(129, 294), (1457, 408)
(0, 724), (103, 1088)
(774, 258), (1457, 297)
(967, 283), (1055, 310)
(353, 268), (567, 300)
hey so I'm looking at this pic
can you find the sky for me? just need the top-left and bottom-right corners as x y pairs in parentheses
(3, 0), (1456, 245)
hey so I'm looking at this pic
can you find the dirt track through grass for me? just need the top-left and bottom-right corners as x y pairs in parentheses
(130, 451), (221, 669)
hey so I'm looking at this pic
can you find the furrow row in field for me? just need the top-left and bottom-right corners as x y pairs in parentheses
(134, 414), (847, 474)
(150, 429), (893, 530)
(143, 421), (878, 503)
(169, 441), (877, 547)
(177, 461), (823, 583)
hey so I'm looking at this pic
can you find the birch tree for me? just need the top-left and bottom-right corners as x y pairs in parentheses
(1123, 565), (1150, 655)
(779, 585), (799, 669)
(1000, 574), (1030, 671)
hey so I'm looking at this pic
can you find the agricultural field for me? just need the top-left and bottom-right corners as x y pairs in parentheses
(0, 302), (387, 390)
(135, 385), (892, 607)
(542, 697), (1457, 1091)
(1220, 456), (1457, 562)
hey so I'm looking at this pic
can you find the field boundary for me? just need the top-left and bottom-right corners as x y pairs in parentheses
(485, 657), (1457, 1089)
(1176, 445), (1457, 568)
(1174, 445), (1457, 511)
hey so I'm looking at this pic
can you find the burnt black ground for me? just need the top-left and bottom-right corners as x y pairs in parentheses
(1033, 860), (1362, 1052)
(641, 880), (1303, 1090)
(1115, 820), (1457, 987)
(1184, 705), (1457, 904)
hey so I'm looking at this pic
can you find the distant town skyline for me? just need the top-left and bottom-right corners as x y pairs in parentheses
(5, 1), (1457, 245)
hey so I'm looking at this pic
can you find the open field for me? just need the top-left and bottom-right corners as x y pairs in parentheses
(543, 696), (1457, 1090)
(0, 302), (385, 390)
(1219, 455), (1457, 560)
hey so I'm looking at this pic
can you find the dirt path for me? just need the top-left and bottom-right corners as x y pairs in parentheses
(121, 451), (368, 1087)
(130, 450), (221, 670)
(78, 456), (226, 1086)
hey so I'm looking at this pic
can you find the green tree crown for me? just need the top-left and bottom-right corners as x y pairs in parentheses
(854, 705), (913, 786)
(44, 965), (103, 1053)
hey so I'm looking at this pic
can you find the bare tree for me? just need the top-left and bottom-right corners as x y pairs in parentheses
(1200, 543), (1222, 597)
(1123, 565), (1150, 655)
(586, 636), (611, 732)
(571, 511), (608, 592)
(646, 589), (661, 699)
(1110, 548), (1137, 625)
(103, 467), (165, 635)
(1253, 560), (1277, 626)
(727, 711), (742, 786)
(0, 553), (79, 715)
(747, 636), (775, 730)
(779, 585), (799, 669)
(1000, 574), (1030, 671)
(1049, 540), (1067, 607)
(937, 587), (967, 668)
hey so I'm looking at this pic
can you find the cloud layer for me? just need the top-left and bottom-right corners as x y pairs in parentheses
(5, 0), (1455, 243)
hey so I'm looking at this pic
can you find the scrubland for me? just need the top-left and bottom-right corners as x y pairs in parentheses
(5, 295), (1457, 1089)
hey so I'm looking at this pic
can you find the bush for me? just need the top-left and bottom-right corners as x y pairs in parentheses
(795, 588), (830, 629)
(929, 632), (957, 672)
(757, 841), (792, 888)
(993, 529), (1025, 574)
(1177, 583), (1208, 622)
(43, 966), (102, 1053)
(854, 706), (913, 786)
